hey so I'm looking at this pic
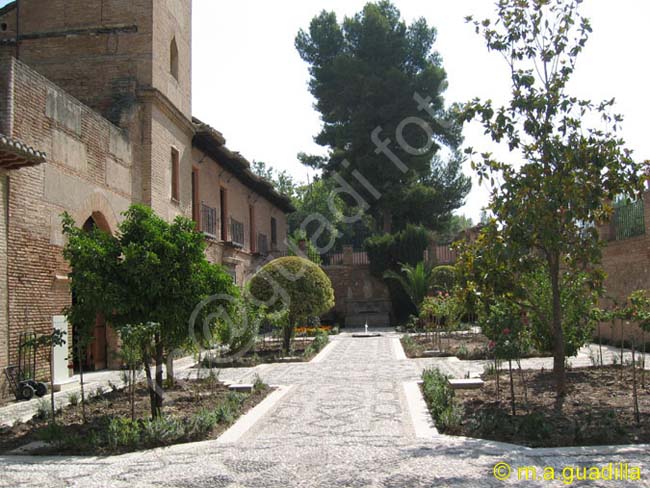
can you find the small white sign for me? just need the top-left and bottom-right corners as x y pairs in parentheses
(52, 315), (69, 384)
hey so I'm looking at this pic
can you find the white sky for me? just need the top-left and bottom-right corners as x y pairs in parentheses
(191, 0), (650, 223)
(2, 0), (646, 222)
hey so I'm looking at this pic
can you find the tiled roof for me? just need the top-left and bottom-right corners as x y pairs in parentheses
(0, 133), (47, 169)
(192, 117), (294, 213)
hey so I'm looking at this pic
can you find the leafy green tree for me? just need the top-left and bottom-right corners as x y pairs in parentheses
(62, 205), (238, 418)
(460, 0), (645, 395)
(248, 257), (335, 354)
(296, 1), (469, 233)
(384, 262), (433, 313)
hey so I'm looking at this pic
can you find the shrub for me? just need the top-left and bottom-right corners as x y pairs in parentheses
(68, 392), (80, 406)
(248, 256), (334, 354)
(430, 265), (457, 293)
(421, 368), (462, 433)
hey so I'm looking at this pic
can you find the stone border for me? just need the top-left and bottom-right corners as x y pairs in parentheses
(403, 381), (439, 439)
(404, 380), (650, 456)
(216, 385), (292, 444)
(392, 336), (407, 361)
(310, 338), (339, 363)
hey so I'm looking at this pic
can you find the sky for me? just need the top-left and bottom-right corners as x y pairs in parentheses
(3, 0), (648, 222)
(190, 0), (650, 223)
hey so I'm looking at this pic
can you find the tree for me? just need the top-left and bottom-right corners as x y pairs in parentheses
(295, 1), (469, 233)
(62, 205), (238, 418)
(384, 262), (433, 314)
(248, 257), (335, 354)
(461, 0), (646, 395)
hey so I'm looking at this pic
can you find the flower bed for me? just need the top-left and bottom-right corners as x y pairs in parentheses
(0, 376), (272, 455)
(422, 366), (650, 447)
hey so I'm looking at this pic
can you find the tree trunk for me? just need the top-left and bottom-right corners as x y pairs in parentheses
(154, 334), (164, 416)
(77, 341), (87, 423)
(548, 254), (566, 397)
(49, 350), (56, 424)
(508, 359), (516, 416)
(282, 323), (293, 356)
(142, 347), (158, 419)
(382, 209), (392, 234)
(632, 340), (640, 424)
(166, 353), (174, 386)
(130, 367), (136, 422)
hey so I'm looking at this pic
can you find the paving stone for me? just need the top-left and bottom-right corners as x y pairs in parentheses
(0, 333), (647, 487)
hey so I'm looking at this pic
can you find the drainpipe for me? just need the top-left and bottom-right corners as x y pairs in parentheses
(15, 0), (20, 60)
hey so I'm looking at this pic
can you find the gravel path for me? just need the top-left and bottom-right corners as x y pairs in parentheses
(1, 332), (648, 487)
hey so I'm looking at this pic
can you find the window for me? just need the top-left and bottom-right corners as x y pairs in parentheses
(230, 218), (245, 247)
(201, 203), (217, 237)
(220, 187), (228, 240)
(271, 217), (277, 249)
(191, 167), (200, 226)
(170, 37), (179, 80)
(249, 205), (256, 253)
(1, 23), (7, 32)
(171, 147), (180, 202)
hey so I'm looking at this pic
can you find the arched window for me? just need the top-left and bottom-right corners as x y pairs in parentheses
(170, 37), (179, 80)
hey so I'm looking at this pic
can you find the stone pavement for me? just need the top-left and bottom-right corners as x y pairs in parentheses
(0, 331), (648, 487)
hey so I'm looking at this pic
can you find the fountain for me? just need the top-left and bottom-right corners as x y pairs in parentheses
(352, 319), (382, 338)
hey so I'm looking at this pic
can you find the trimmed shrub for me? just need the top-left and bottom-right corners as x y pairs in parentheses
(430, 265), (457, 293)
(248, 256), (334, 353)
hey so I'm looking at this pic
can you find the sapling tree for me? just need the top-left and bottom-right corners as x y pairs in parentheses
(25, 330), (66, 424)
(461, 0), (646, 396)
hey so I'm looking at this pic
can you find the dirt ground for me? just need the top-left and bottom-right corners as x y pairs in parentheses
(454, 366), (650, 447)
(0, 377), (271, 455)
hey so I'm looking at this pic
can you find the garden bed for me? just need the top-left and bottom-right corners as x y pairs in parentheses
(0, 376), (272, 455)
(423, 366), (650, 447)
(402, 333), (547, 360)
(201, 335), (329, 368)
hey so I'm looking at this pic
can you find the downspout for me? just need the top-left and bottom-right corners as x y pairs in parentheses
(15, 0), (20, 60)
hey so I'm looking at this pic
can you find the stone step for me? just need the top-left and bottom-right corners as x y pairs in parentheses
(448, 378), (484, 390)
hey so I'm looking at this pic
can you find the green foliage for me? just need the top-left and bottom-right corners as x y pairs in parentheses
(430, 265), (456, 293)
(460, 0), (646, 393)
(62, 204), (239, 419)
(479, 298), (530, 360)
(384, 262), (433, 313)
(248, 256), (335, 353)
(522, 269), (597, 357)
(366, 225), (430, 320)
(288, 229), (322, 265)
(248, 257), (334, 322)
(420, 293), (462, 332)
(295, 1), (469, 231)
(215, 298), (263, 357)
(421, 368), (462, 433)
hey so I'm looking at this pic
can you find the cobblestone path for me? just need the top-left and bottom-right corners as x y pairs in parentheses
(1, 332), (648, 487)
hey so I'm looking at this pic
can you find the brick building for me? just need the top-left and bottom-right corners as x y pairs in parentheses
(0, 0), (292, 394)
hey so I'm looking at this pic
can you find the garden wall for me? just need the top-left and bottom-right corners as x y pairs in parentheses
(597, 190), (650, 344)
(323, 247), (391, 327)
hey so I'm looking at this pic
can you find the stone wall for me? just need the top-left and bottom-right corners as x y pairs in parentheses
(323, 247), (391, 327)
(597, 191), (650, 344)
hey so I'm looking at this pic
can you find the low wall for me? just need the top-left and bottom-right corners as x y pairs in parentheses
(322, 252), (391, 327)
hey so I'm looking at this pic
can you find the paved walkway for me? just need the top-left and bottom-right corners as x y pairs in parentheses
(0, 332), (648, 487)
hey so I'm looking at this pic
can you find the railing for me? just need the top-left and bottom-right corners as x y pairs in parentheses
(611, 199), (645, 241)
(322, 251), (344, 266)
(257, 233), (269, 255)
(352, 251), (369, 265)
(201, 203), (218, 237)
(230, 218), (245, 247)
(431, 245), (457, 265)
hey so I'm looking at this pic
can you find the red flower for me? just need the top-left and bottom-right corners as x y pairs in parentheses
(488, 340), (496, 350)
(502, 328), (510, 336)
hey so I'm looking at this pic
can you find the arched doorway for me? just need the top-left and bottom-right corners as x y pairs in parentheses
(71, 214), (111, 372)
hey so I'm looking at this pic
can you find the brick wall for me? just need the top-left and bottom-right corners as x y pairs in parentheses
(597, 191), (650, 343)
(323, 248), (391, 327)
(2, 57), (134, 390)
(0, 173), (8, 397)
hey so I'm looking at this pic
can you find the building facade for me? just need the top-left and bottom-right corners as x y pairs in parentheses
(0, 0), (291, 395)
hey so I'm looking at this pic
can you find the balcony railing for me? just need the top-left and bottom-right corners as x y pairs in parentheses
(611, 199), (645, 241)
(201, 203), (218, 237)
(257, 233), (269, 255)
(230, 218), (245, 247)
